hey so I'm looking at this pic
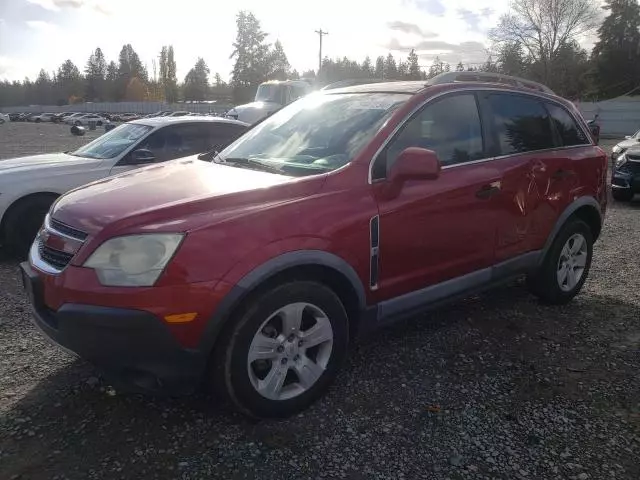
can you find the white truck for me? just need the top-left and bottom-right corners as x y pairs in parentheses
(225, 80), (312, 124)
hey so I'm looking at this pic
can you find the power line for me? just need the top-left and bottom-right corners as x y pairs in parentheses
(315, 29), (328, 73)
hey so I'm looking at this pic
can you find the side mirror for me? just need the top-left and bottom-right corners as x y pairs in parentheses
(128, 149), (156, 164)
(389, 147), (441, 184)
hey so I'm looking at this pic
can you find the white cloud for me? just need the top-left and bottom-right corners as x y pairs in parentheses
(26, 0), (110, 13)
(26, 20), (59, 33)
(7, 0), (512, 81)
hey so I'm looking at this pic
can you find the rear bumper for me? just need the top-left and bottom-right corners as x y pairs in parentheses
(20, 262), (206, 394)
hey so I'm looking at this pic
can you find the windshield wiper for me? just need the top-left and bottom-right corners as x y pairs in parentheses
(216, 156), (285, 175)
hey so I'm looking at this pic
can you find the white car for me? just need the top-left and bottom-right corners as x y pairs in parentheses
(0, 117), (249, 253)
(0, 113), (8, 124)
(225, 80), (311, 124)
(611, 129), (640, 158)
(66, 113), (108, 126)
(32, 113), (56, 123)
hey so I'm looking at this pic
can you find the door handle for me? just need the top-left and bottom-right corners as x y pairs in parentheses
(552, 169), (574, 180)
(476, 181), (501, 199)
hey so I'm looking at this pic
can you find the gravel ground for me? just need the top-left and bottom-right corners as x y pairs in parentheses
(0, 122), (107, 160)
(0, 128), (638, 480)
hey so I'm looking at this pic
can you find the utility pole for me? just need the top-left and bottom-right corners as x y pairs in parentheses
(315, 29), (328, 74)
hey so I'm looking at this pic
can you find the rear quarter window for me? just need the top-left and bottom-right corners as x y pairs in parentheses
(546, 103), (589, 146)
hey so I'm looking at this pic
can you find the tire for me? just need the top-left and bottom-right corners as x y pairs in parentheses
(3, 195), (56, 258)
(0, 118), (4, 125)
(211, 281), (349, 418)
(527, 218), (593, 305)
(612, 189), (634, 202)
(35, 118), (41, 123)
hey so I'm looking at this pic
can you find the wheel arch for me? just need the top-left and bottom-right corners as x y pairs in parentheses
(199, 250), (367, 353)
(538, 196), (602, 267)
(0, 192), (59, 241)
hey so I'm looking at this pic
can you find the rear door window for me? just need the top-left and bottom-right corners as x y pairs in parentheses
(546, 103), (589, 146)
(487, 94), (554, 155)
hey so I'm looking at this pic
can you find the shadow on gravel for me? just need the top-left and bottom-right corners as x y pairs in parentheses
(2, 282), (639, 479)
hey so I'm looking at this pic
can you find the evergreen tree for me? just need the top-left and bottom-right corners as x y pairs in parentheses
(383, 53), (397, 79)
(374, 56), (384, 78)
(407, 49), (421, 79)
(230, 11), (271, 103)
(267, 40), (290, 80)
(183, 58), (210, 101)
(85, 47), (107, 101)
(591, 0), (640, 98)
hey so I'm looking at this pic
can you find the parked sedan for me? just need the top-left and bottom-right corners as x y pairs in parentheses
(0, 116), (250, 254)
(66, 114), (108, 126)
(32, 113), (57, 123)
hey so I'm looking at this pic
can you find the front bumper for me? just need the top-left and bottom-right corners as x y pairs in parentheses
(20, 261), (207, 394)
(612, 168), (640, 193)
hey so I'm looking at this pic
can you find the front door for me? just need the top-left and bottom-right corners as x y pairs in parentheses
(371, 92), (501, 301)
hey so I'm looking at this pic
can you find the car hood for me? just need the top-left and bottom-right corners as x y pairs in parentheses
(52, 156), (321, 236)
(230, 101), (282, 113)
(615, 138), (639, 150)
(0, 153), (101, 175)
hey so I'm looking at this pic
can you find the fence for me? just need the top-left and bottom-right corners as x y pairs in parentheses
(0, 101), (233, 115)
(576, 98), (640, 137)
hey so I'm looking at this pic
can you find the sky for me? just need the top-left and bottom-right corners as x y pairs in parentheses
(0, 0), (511, 82)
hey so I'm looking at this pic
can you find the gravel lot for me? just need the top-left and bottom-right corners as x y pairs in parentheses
(0, 124), (638, 480)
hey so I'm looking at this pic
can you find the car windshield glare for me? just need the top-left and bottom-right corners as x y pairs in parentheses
(255, 84), (284, 104)
(219, 92), (409, 177)
(70, 123), (153, 159)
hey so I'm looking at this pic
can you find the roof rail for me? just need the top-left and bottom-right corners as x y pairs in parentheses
(427, 71), (555, 95)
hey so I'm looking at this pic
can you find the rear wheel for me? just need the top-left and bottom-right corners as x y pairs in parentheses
(211, 281), (349, 418)
(527, 218), (593, 305)
(3, 195), (56, 258)
(612, 189), (634, 202)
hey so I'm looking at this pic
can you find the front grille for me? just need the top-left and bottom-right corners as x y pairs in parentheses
(49, 218), (88, 241)
(39, 241), (74, 270)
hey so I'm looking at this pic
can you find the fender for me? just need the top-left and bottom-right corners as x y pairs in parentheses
(197, 250), (367, 352)
(538, 196), (601, 266)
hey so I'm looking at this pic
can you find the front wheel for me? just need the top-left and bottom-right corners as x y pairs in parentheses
(3, 196), (56, 258)
(211, 281), (349, 418)
(527, 219), (593, 305)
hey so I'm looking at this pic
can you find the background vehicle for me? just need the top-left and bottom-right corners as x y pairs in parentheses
(0, 116), (249, 253)
(611, 144), (640, 201)
(32, 113), (56, 123)
(0, 113), (8, 124)
(66, 114), (108, 126)
(611, 128), (640, 159)
(168, 111), (190, 117)
(8, 112), (22, 121)
(21, 72), (607, 418)
(225, 80), (311, 124)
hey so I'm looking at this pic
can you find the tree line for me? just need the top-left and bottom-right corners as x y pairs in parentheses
(0, 0), (638, 108)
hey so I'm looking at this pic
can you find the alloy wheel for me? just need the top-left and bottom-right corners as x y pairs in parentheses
(556, 233), (588, 292)
(247, 302), (334, 401)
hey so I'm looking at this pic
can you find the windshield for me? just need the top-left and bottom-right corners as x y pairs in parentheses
(255, 84), (285, 104)
(219, 92), (409, 177)
(70, 123), (153, 159)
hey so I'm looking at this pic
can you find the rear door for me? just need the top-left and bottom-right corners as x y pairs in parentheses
(480, 92), (560, 262)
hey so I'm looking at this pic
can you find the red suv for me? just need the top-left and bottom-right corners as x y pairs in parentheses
(21, 73), (607, 418)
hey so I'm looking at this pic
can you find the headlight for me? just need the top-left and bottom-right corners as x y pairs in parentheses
(613, 145), (621, 154)
(84, 234), (183, 286)
(616, 154), (628, 168)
